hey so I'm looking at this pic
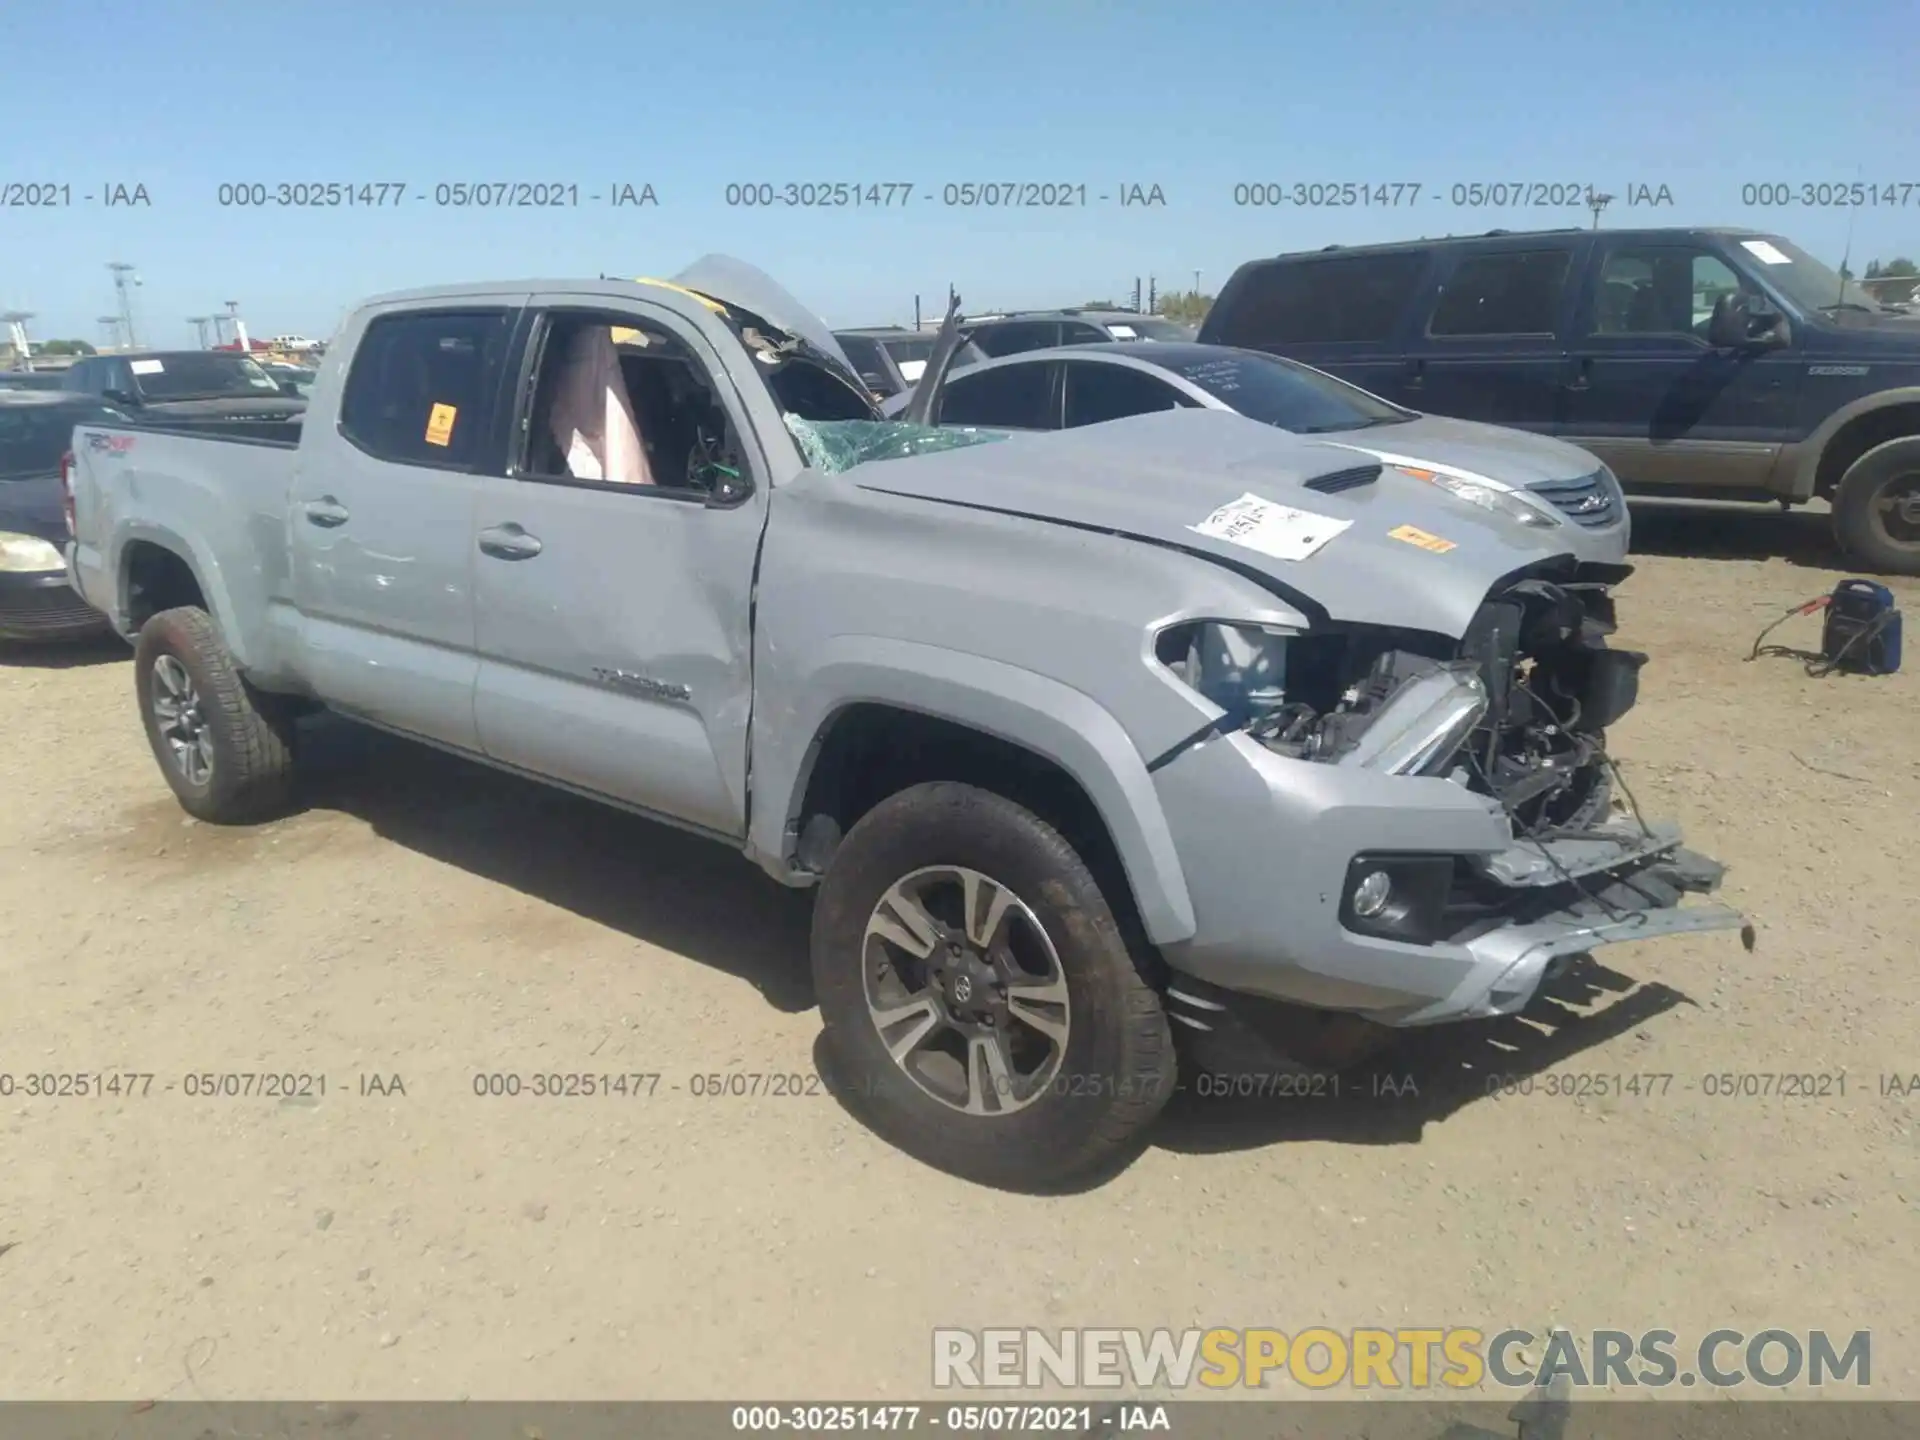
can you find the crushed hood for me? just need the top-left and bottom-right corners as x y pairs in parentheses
(850, 408), (1590, 637)
(670, 255), (856, 373)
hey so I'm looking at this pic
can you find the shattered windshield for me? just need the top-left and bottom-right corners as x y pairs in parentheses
(784, 415), (1011, 475)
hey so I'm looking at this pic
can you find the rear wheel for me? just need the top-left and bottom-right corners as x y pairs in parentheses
(811, 781), (1175, 1189)
(1833, 436), (1920, 577)
(133, 606), (296, 823)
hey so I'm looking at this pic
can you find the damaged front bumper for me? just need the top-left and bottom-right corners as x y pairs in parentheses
(1386, 822), (1751, 1026)
(1150, 730), (1749, 1033)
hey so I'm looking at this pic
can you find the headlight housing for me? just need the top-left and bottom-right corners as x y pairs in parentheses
(0, 532), (66, 574)
(1332, 661), (1489, 775)
(1395, 466), (1561, 529)
(1431, 473), (1561, 528)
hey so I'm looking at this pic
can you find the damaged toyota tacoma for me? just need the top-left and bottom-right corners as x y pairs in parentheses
(63, 257), (1749, 1188)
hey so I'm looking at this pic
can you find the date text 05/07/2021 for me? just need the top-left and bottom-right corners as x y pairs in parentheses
(727, 1404), (1168, 1434)
(8, 1069), (1918, 1101)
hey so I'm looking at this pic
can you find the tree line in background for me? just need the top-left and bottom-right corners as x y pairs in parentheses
(1079, 289), (1213, 325)
(1842, 256), (1916, 281)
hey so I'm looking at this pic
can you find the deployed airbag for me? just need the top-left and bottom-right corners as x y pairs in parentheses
(550, 326), (652, 486)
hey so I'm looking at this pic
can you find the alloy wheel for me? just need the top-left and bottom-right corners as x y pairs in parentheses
(150, 654), (215, 786)
(861, 865), (1071, 1116)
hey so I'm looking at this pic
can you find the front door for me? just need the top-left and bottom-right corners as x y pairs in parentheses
(288, 303), (519, 750)
(1557, 239), (1803, 492)
(466, 300), (768, 837)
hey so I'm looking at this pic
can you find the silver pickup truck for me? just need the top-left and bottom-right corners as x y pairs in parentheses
(65, 257), (1748, 1188)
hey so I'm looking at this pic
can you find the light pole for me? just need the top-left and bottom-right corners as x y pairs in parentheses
(97, 316), (123, 350)
(1, 311), (35, 370)
(225, 299), (251, 353)
(108, 262), (141, 349)
(1193, 269), (1201, 296)
(1585, 190), (1613, 230)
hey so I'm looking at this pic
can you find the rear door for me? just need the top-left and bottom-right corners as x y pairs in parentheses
(288, 301), (520, 751)
(934, 358), (1062, 429)
(1061, 359), (1195, 427)
(1403, 239), (1590, 431)
(1557, 237), (1802, 491)
(464, 297), (771, 838)
(1200, 251), (1432, 404)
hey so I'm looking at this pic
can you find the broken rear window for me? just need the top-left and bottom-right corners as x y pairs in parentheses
(783, 416), (1010, 475)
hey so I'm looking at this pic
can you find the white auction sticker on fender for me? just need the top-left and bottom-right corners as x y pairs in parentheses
(1189, 492), (1350, 562)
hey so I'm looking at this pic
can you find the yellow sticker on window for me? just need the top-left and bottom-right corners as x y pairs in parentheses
(424, 403), (457, 447)
(1388, 524), (1457, 554)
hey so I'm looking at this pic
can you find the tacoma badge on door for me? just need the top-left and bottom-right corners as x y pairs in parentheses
(592, 666), (691, 703)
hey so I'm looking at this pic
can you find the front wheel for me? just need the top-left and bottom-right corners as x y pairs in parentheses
(1832, 436), (1920, 577)
(810, 781), (1175, 1189)
(133, 606), (296, 823)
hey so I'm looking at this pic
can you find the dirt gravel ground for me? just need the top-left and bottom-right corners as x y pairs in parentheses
(0, 502), (1916, 1404)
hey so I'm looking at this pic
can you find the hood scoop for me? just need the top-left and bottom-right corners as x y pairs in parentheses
(1304, 463), (1382, 495)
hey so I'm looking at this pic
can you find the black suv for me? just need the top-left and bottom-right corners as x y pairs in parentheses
(62, 350), (307, 420)
(1200, 227), (1920, 574)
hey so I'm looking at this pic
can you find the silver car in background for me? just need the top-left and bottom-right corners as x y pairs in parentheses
(884, 342), (1631, 562)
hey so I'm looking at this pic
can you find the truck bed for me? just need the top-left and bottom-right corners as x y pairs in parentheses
(117, 413), (304, 447)
(66, 418), (302, 645)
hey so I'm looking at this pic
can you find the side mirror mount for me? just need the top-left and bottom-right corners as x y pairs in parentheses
(1708, 291), (1790, 351)
(101, 387), (141, 407)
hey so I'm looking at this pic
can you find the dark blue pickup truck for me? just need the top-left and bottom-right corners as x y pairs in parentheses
(1202, 226), (1920, 574)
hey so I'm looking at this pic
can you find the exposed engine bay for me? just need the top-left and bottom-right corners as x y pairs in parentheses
(1160, 566), (1649, 836)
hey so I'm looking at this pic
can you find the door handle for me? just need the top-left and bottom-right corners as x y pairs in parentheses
(302, 497), (350, 527)
(1404, 358), (1424, 390)
(478, 523), (544, 560)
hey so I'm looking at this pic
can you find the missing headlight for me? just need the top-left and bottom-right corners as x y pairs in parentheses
(1155, 620), (1291, 729)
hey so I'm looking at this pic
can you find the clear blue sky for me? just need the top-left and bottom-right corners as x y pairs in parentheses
(5, 0), (1916, 347)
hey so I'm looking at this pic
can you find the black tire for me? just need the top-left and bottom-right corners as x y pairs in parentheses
(1832, 436), (1920, 577)
(133, 605), (296, 823)
(811, 781), (1175, 1189)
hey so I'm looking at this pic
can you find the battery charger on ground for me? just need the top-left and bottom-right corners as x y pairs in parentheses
(1747, 579), (1902, 678)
